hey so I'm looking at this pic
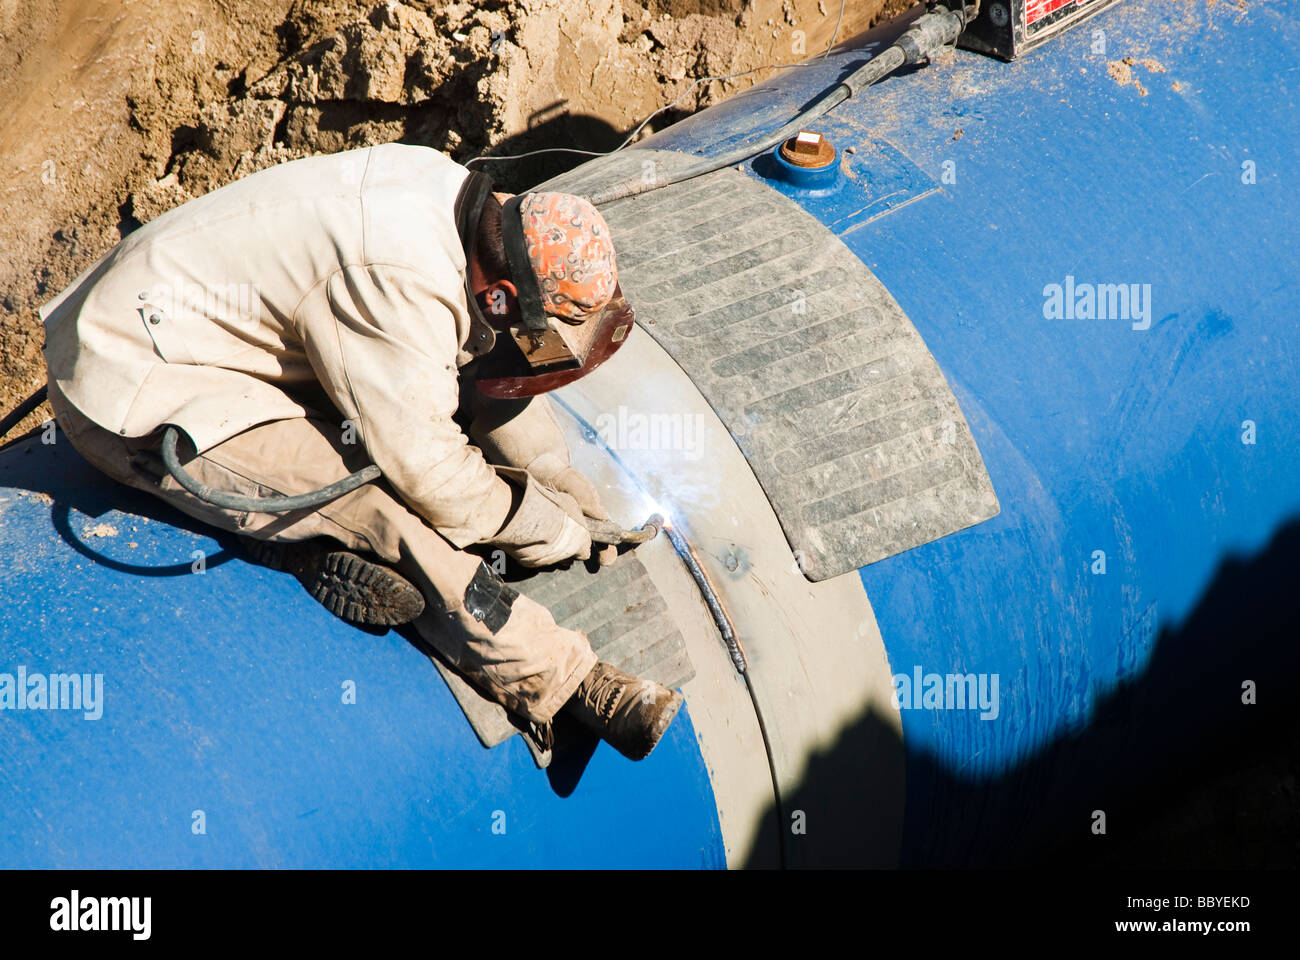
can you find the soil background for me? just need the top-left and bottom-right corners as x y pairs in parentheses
(0, 0), (912, 437)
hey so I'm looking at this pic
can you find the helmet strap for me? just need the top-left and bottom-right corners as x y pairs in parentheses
(499, 194), (551, 334)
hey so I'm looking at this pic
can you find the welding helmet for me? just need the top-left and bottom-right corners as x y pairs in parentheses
(460, 175), (633, 399)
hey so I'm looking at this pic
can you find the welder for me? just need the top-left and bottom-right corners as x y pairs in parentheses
(39, 143), (682, 760)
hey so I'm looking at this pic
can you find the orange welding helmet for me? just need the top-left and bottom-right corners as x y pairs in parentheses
(469, 186), (633, 399)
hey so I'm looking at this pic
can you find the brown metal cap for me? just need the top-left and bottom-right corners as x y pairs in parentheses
(780, 130), (836, 168)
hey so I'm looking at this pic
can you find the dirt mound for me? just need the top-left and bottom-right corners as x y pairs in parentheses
(1, 0), (909, 439)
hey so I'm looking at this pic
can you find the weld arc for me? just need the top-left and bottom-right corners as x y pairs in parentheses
(551, 392), (789, 868)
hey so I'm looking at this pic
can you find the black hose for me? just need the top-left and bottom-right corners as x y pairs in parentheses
(161, 425), (380, 513)
(0, 384), (49, 442)
(2, 389), (379, 512)
(587, 45), (903, 206)
(585, 3), (975, 207)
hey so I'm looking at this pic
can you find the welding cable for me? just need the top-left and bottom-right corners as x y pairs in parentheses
(0, 387), (380, 511)
(0, 384), (49, 444)
(466, 0), (854, 172)
(586, 2), (979, 207)
(160, 425), (380, 513)
(659, 518), (796, 864)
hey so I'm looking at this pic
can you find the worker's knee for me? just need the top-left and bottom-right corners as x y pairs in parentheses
(312, 482), (421, 564)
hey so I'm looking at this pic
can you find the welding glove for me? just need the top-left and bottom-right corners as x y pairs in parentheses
(525, 452), (619, 567)
(486, 466), (592, 568)
(471, 396), (610, 522)
(527, 453), (609, 521)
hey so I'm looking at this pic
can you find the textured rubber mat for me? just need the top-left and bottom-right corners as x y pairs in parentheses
(429, 551), (694, 767)
(544, 150), (1000, 581)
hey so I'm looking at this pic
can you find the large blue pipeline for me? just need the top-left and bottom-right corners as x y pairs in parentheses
(2, 0), (1296, 867)
(629, 0), (1300, 864)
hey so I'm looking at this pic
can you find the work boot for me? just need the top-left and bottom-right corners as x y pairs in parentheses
(239, 536), (425, 627)
(563, 660), (683, 761)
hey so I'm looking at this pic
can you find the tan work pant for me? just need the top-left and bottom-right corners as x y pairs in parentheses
(48, 383), (597, 724)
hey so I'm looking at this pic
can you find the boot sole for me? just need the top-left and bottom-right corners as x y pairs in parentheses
(241, 537), (425, 627)
(308, 551), (426, 627)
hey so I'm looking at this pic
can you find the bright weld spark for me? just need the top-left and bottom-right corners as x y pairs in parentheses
(643, 497), (672, 529)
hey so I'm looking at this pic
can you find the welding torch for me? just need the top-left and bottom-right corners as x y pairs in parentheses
(584, 513), (664, 546)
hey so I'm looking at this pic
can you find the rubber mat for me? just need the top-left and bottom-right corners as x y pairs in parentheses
(543, 150), (999, 581)
(428, 551), (695, 767)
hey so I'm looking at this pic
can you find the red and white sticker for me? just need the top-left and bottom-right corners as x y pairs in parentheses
(1024, 0), (1080, 27)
